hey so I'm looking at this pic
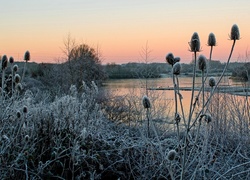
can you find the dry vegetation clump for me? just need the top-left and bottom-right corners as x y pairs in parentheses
(0, 24), (250, 179)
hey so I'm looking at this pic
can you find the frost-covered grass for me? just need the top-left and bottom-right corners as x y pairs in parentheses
(0, 81), (249, 179)
(0, 24), (250, 179)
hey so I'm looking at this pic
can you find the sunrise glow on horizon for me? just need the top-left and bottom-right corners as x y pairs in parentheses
(1, 0), (250, 64)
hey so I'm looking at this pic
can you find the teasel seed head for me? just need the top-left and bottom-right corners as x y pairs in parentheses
(14, 74), (21, 83)
(24, 135), (29, 142)
(13, 64), (18, 72)
(16, 83), (23, 92)
(142, 95), (151, 109)
(173, 62), (181, 75)
(24, 51), (30, 61)
(198, 55), (207, 71)
(209, 77), (216, 87)
(9, 56), (14, 64)
(166, 53), (175, 66)
(189, 32), (200, 52)
(167, 149), (177, 161)
(174, 57), (181, 64)
(1, 55), (8, 70)
(230, 24), (240, 40)
(23, 106), (28, 114)
(17, 111), (21, 118)
(207, 33), (216, 46)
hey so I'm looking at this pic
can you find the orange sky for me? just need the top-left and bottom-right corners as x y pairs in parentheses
(1, 0), (250, 64)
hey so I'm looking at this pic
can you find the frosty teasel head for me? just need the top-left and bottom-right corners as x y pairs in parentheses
(13, 64), (18, 72)
(174, 57), (180, 64)
(142, 95), (151, 109)
(24, 51), (30, 61)
(209, 77), (216, 87)
(14, 74), (21, 83)
(17, 111), (21, 118)
(189, 32), (200, 52)
(230, 24), (240, 40)
(16, 83), (23, 92)
(23, 106), (28, 114)
(9, 56), (14, 64)
(166, 149), (177, 161)
(1, 55), (8, 70)
(166, 53), (175, 66)
(24, 135), (30, 142)
(207, 33), (216, 46)
(173, 62), (181, 75)
(198, 55), (207, 71)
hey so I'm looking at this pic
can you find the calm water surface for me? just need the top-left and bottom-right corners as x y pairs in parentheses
(103, 76), (247, 116)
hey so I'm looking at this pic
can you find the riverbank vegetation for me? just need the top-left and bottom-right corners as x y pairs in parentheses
(0, 24), (250, 179)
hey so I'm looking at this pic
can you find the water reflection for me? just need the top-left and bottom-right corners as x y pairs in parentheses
(103, 77), (249, 124)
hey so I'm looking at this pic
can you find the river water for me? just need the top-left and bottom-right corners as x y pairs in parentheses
(102, 76), (248, 119)
(104, 77), (249, 129)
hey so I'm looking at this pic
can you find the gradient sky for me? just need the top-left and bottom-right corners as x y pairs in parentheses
(1, 0), (250, 64)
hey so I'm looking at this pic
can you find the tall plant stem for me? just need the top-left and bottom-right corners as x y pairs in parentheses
(146, 108), (150, 138)
(181, 51), (197, 180)
(172, 74), (181, 142)
(204, 39), (236, 113)
(190, 45), (214, 116)
(172, 75), (178, 119)
(202, 70), (205, 114)
(190, 39), (237, 129)
(176, 76), (187, 128)
(188, 51), (197, 126)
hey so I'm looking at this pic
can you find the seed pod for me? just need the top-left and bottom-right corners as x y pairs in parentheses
(208, 33), (216, 46)
(142, 95), (151, 109)
(230, 24), (240, 40)
(166, 53), (175, 66)
(16, 83), (23, 92)
(174, 57), (181, 64)
(189, 32), (200, 52)
(173, 62), (181, 75)
(24, 51), (30, 61)
(14, 74), (21, 83)
(13, 64), (18, 72)
(1, 55), (8, 70)
(198, 55), (207, 71)
(23, 106), (28, 113)
(167, 149), (177, 161)
(24, 135), (29, 142)
(209, 77), (216, 87)
(17, 111), (21, 118)
(9, 56), (14, 64)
